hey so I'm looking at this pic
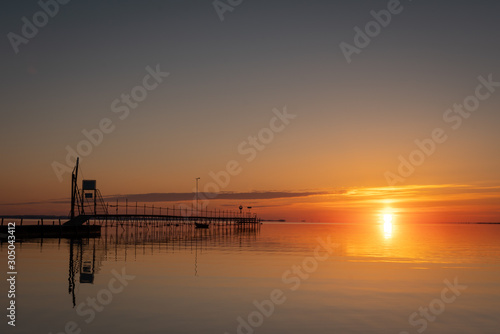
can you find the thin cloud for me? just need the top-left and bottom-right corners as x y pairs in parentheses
(103, 191), (329, 202)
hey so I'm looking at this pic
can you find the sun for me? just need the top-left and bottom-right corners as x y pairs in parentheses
(383, 214), (393, 224)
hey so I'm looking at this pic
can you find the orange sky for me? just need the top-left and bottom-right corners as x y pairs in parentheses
(1, 2), (500, 223)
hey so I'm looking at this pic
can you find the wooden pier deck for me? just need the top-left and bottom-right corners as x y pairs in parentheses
(0, 212), (260, 239)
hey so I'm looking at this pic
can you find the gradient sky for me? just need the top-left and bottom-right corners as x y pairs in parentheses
(1, 0), (500, 222)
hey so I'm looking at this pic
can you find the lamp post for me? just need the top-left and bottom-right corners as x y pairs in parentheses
(195, 177), (200, 216)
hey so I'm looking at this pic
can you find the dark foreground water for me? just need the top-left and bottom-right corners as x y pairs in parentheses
(1, 222), (499, 334)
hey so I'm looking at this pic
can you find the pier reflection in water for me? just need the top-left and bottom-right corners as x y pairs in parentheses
(66, 221), (261, 307)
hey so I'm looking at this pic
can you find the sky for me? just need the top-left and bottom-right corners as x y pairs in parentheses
(1, 0), (500, 222)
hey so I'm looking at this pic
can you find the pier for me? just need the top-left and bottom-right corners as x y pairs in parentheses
(0, 158), (260, 238)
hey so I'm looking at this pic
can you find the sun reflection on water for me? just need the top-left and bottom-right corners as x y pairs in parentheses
(381, 212), (394, 239)
(383, 220), (393, 238)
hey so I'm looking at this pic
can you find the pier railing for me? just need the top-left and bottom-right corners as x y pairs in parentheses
(104, 200), (258, 220)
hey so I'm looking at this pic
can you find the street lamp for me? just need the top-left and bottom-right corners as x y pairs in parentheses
(195, 177), (200, 216)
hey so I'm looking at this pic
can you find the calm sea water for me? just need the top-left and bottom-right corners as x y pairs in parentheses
(1, 222), (499, 334)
